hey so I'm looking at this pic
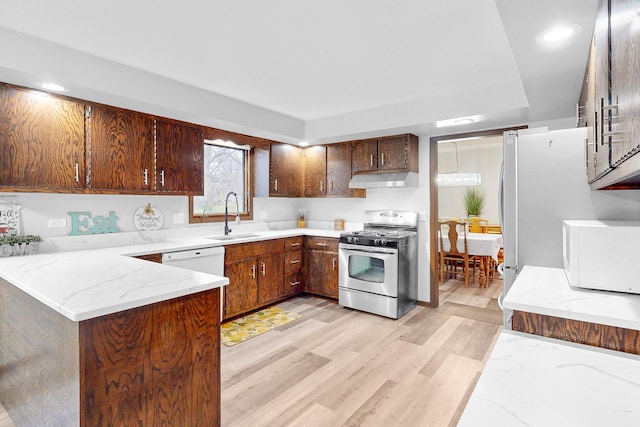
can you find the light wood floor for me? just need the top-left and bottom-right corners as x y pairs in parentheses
(0, 277), (502, 426)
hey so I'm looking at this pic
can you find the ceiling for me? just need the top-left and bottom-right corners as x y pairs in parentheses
(0, 0), (598, 144)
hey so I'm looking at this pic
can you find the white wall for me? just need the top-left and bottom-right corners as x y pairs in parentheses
(437, 136), (503, 224)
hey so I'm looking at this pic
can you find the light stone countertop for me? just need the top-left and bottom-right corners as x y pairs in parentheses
(458, 330), (640, 426)
(503, 265), (640, 330)
(0, 228), (343, 322)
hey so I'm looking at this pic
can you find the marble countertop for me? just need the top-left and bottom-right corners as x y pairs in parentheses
(0, 228), (342, 322)
(503, 265), (640, 330)
(458, 330), (640, 426)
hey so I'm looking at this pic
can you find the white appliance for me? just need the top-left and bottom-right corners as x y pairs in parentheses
(499, 127), (640, 328)
(162, 246), (226, 319)
(563, 219), (640, 294)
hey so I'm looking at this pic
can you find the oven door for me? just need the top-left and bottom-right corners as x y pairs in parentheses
(338, 243), (398, 297)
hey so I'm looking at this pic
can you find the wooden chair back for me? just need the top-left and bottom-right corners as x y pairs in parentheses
(468, 217), (489, 233)
(438, 220), (468, 255)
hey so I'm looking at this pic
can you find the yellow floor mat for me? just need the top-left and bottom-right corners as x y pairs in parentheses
(221, 307), (301, 346)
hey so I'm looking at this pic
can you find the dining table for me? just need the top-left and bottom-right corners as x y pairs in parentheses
(440, 232), (503, 287)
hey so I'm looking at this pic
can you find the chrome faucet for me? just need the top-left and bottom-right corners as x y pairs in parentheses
(224, 191), (240, 235)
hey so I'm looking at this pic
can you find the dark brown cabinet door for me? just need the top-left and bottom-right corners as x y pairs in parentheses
(223, 258), (258, 319)
(270, 143), (301, 196)
(303, 145), (327, 197)
(0, 84), (86, 189)
(377, 135), (408, 171)
(610, 0), (640, 167)
(351, 139), (378, 174)
(257, 253), (284, 304)
(305, 250), (338, 299)
(155, 120), (204, 194)
(88, 104), (154, 191)
(593, 0), (612, 179)
(327, 143), (365, 197)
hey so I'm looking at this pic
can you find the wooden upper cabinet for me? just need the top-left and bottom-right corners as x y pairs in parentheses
(0, 84), (86, 189)
(88, 104), (154, 192)
(270, 143), (301, 197)
(326, 143), (365, 197)
(155, 120), (204, 194)
(351, 134), (419, 175)
(303, 145), (327, 197)
(351, 139), (378, 174)
(609, 0), (640, 167)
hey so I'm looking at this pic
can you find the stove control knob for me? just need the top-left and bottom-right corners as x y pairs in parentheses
(374, 239), (386, 246)
(348, 236), (359, 244)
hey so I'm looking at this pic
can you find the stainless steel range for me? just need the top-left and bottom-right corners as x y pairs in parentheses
(338, 210), (418, 319)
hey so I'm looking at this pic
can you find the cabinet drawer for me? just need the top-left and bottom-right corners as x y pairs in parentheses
(284, 236), (303, 251)
(284, 250), (303, 274)
(305, 236), (339, 252)
(284, 272), (304, 296)
(225, 239), (285, 264)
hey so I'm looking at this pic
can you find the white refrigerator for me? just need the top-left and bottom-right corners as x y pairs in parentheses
(499, 127), (640, 328)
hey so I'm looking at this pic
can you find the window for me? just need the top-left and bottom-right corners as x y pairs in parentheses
(190, 139), (252, 223)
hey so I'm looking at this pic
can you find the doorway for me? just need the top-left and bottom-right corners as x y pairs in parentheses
(429, 126), (526, 308)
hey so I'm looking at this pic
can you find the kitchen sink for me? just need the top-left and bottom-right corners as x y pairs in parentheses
(205, 233), (261, 241)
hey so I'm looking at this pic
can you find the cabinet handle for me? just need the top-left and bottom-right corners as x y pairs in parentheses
(290, 242), (301, 247)
(320, 181), (323, 192)
(261, 262), (266, 276)
(74, 163), (79, 183)
(160, 170), (165, 187)
(332, 258), (337, 270)
(250, 264), (256, 279)
(290, 259), (301, 264)
(290, 281), (301, 286)
(381, 153), (385, 166)
(143, 169), (149, 185)
(316, 242), (328, 247)
(274, 178), (278, 192)
(370, 154), (373, 167)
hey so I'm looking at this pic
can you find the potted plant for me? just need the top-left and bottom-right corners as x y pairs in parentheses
(463, 187), (485, 217)
(0, 234), (43, 257)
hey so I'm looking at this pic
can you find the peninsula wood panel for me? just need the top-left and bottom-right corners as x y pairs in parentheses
(0, 83), (86, 189)
(134, 253), (163, 263)
(80, 289), (221, 426)
(512, 310), (640, 355)
(88, 104), (154, 192)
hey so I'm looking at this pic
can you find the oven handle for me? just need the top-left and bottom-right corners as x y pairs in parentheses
(338, 243), (398, 255)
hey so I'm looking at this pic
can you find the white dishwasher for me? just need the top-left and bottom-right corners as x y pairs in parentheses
(161, 246), (225, 276)
(162, 246), (226, 319)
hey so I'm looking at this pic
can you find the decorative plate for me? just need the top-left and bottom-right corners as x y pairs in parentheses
(133, 203), (163, 231)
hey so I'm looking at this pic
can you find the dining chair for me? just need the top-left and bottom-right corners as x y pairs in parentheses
(438, 220), (477, 288)
(468, 217), (489, 233)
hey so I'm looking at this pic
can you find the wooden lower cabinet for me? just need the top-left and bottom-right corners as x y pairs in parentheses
(223, 258), (259, 319)
(304, 237), (339, 299)
(257, 252), (284, 305)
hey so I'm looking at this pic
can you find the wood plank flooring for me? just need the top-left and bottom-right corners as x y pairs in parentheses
(0, 276), (502, 426)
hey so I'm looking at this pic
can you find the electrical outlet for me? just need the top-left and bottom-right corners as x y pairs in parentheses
(173, 213), (185, 224)
(48, 218), (67, 228)
(259, 210), (268, 220)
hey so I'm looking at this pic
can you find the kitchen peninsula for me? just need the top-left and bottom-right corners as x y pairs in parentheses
(0, 246), (228, 426)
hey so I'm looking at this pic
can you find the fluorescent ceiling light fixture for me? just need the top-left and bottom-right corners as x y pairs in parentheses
(437, 172), (481, 187)
(40, 82), (66, 92)
(436, 116), (480, 128)
(537, 24), (581, 43)
(299, 141), (309, 147)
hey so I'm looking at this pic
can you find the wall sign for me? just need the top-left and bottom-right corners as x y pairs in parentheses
(133, 203), (163, 231)
(0, 202), (21, 237)
(68, 211), (120, 236)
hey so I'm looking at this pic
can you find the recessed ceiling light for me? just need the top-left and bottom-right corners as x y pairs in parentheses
(40, 82), (66, 92)
(436, 116), (480, 128)
(538, 24), (581, 44)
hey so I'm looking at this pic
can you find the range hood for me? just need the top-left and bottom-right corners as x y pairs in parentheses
(348, 172), (419, 189)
